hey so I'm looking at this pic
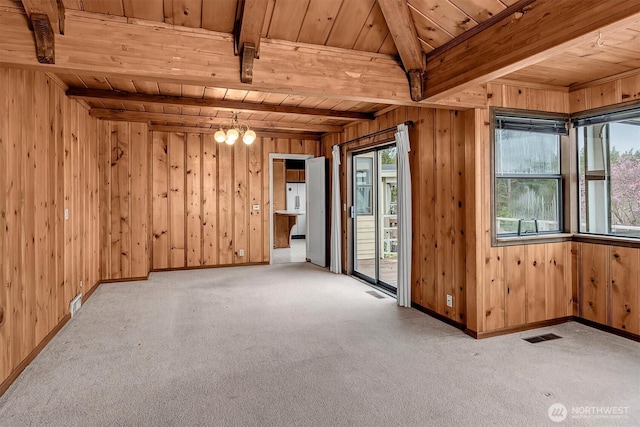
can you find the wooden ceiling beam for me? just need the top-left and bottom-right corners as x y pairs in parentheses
(66, 88), (375, 121)
(235, 0), (269, 83)
(0, 7), (486, 108)
(424, 0), (640, 102)
(377, 0), (426, 101)
(90, 109), (344, 133)
(21, 0), (63, 34)
(20, 0), (64, 63)
(148, 125), (321, 140)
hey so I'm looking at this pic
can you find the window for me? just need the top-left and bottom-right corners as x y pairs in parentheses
(575, 105), (640, 238)
(355, 157), (373, 215)
(493, 111), (568, 238)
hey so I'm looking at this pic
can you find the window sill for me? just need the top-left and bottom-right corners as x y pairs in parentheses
(573, 234), (640, 249)
(494, 233), (573, 247)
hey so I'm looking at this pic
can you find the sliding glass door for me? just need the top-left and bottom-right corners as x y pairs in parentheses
(353, 145), (398, 292)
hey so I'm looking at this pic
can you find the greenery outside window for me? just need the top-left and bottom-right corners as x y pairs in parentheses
(575, 105), (640, 239)
(493, 111), (568, 238)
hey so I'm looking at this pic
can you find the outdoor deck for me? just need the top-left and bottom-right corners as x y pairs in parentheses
(355, 258), (398, 287)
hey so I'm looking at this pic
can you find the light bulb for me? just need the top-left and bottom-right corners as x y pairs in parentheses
(214, 129), (226, 143)
(243, 130), (256, 145)
(227, 128), (239, 141)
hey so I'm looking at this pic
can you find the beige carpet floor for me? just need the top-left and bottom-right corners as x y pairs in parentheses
(0, 263), (638, 426)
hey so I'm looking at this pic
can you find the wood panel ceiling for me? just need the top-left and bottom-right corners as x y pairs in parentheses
(502, 20), (640, 88)
(61, 0), (517, 55)
(8, 0), (640, 134)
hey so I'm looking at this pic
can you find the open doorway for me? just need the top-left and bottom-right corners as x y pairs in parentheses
(269, 154), (313, 264)
(352, 144), (398, 293)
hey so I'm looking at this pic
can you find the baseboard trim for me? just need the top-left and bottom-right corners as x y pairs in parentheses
(466, 316), (574, 339)
(0, 312), (71, 397)
(99, 274), (150, 284)
(411, 302), (466, 330)
(574, 317), (640, 343)
(150, 262), (269, 273)
(82, 280), (102, 301)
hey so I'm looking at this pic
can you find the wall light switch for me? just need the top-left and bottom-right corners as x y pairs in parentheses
(253, 204), (260, 211)
(64, 208), (69, 220)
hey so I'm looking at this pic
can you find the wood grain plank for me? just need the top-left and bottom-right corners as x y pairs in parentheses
(201, 0), (236, 33)
(217, 141), (234, 264)
(34, 71), (49, 343)
(152, 131), (170, 269)
(435, 109), (453, 317)
(525, 244), (546, 323)
(122, 0), (164, 21)
(22, 68), (36, 359)
(419, 108), (436, 311)
(186, 133), (202, 267)
(0, 67), (10, 381)
(234, 142), (248, 263)
(248, 141), (263, 263)
(201, 134), (218, 265)
(267, 0), (309, 41)
(326, 0), (376, 49)
(168, 132), (186, 268)
(130, 122), (148, 277)
(579, 243), (608, 325)
(112, 122), (131, 278)
(452, 110), (466, 323)
(297, 0), (343, 45)
(165, 0), (202, 28)
(610, 246), (639, 334)
(262, 137), (275, 262)
(99, 120), (112, 278)
(545, 242), (568, 319)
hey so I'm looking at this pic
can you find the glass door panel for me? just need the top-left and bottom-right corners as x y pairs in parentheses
(353, 145), (397, 293)
(354, 153), (377, 281)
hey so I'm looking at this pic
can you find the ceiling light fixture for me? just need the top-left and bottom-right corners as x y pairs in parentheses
(214, 112), (257, 145)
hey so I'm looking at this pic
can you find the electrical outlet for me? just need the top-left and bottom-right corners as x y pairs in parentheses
(238, 249), (245, 257)
(80, 280), (83, 288)
(446, 294), (453, 308)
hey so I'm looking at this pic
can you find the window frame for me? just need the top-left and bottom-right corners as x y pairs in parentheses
(355, 156), (373, 215)
(490, 107), (571, 246)
(574, 101), (640, 240)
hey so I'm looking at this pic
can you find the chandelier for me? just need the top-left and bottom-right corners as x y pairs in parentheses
(214, 112), (257, 145)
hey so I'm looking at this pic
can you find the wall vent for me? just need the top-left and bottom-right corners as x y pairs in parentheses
(523, 333), (562, 344)
(366, 290), (386, 299)
(70, 294), (82, 317)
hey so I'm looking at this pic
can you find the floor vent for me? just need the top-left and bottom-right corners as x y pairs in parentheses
(523, 333), (562, 344)
(366, 290), (386, 299)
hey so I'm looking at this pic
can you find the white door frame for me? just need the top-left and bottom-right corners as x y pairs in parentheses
(269, 153), (314, 264)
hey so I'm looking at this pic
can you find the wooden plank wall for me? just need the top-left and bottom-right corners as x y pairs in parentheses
(149, 133), (319, 270)
(569, 70), (640, 113)
(98, 121), (150, 281)
(322, 107), (467, 324)
(570, 71), (640, 337)
(469, 83), (574, 335)
(0, 67), (100, 386)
